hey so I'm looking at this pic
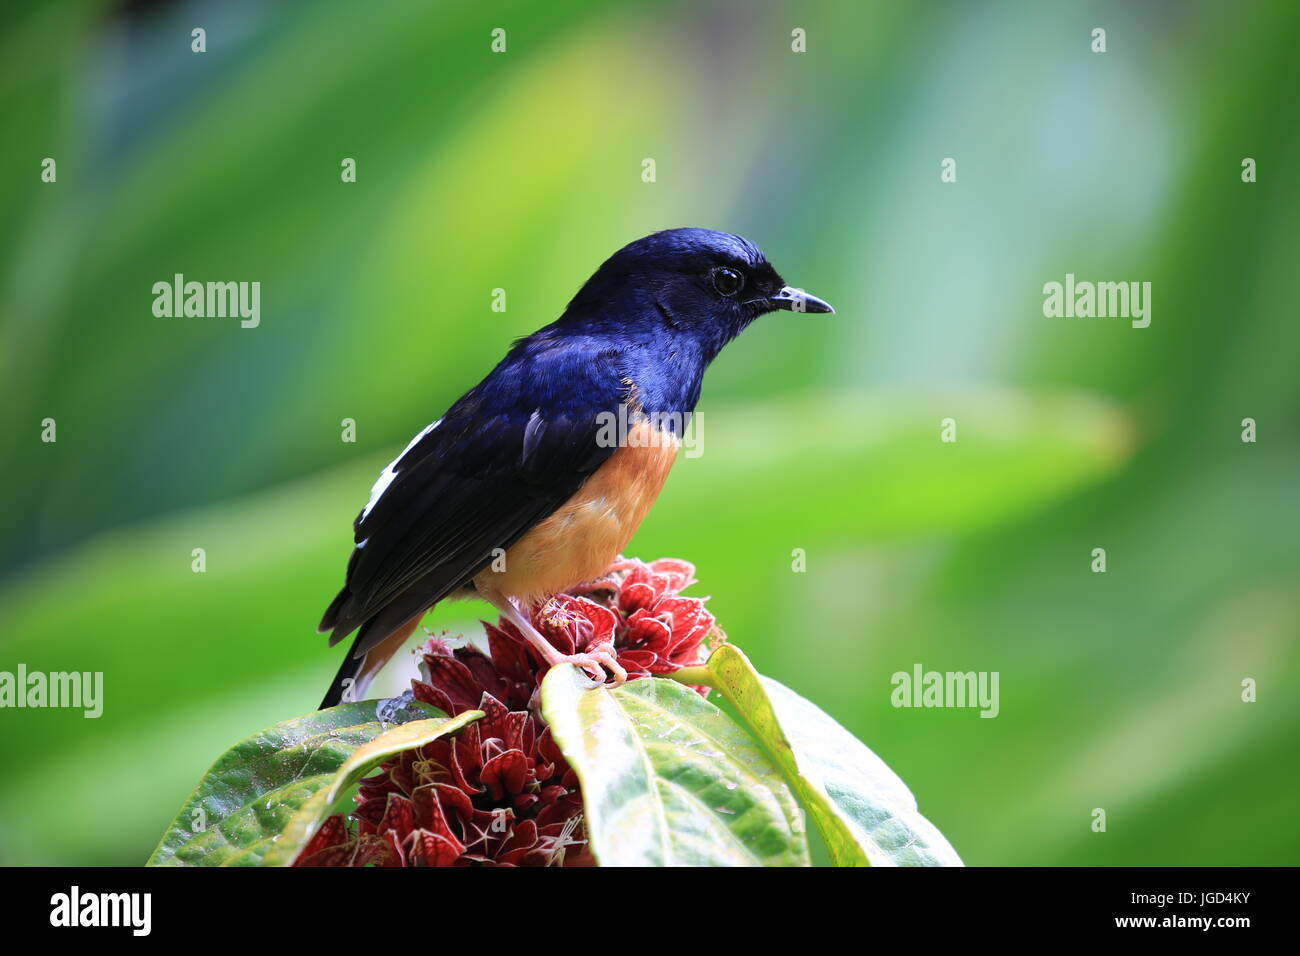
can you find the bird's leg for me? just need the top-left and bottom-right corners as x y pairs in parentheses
(483, 590), (626, 687)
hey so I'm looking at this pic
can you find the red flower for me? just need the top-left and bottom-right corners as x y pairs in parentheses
(295, 557), (714, 867)
(296, 692), (589, 867)
(513, 557), (716, 683)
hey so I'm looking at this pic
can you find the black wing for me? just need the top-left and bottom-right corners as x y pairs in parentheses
(319, 336), (622, 659)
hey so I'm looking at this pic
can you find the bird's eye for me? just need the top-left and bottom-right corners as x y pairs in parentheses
(711, 267), (744, 297)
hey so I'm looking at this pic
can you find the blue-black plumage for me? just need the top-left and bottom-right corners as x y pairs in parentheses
(318, 228), (833, 708)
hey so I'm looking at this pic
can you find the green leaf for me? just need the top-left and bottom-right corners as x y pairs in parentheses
(147, 699), (481, 867)
(540, 665), (809, 867)
(696, 644), (963, 867)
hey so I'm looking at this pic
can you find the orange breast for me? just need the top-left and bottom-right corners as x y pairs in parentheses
(477, 420), (679, 602)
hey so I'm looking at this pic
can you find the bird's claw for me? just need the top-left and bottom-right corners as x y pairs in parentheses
(555, 645), (627, 688)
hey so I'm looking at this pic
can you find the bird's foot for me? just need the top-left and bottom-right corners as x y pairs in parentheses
(482, 589), (626, 689)
(552, 643), (627, 688)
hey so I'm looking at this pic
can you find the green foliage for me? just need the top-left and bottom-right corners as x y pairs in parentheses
(540, 665), (810, 866)
(147, 650), (970, 867)
(3, 0), (1298, 867)
(149, 699), (480, 867)
(698, 645), (962, 866)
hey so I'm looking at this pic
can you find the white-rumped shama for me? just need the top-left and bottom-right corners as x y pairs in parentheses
(318, 228), (832, 707)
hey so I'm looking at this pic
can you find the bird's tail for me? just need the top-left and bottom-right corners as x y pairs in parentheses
(319, 632), (365, 709)
(318, 615), (424, 710)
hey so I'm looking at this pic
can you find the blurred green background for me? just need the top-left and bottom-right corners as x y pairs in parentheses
(2, 0), (1297, 866)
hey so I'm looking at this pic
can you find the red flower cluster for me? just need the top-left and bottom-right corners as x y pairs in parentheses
(296, 693), (586, 867)
(560, 557), (716, 681)
(295, 557), (714, 867)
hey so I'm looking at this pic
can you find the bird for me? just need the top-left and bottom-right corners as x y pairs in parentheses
(317, 227), (833, 708)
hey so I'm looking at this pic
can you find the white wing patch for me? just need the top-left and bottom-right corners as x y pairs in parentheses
(360, 418), (441, 521)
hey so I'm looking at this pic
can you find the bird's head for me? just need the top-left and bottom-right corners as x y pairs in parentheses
(562, 228), (833, 359)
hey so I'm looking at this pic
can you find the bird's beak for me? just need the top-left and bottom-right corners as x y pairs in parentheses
(768, 285), (835, 314)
